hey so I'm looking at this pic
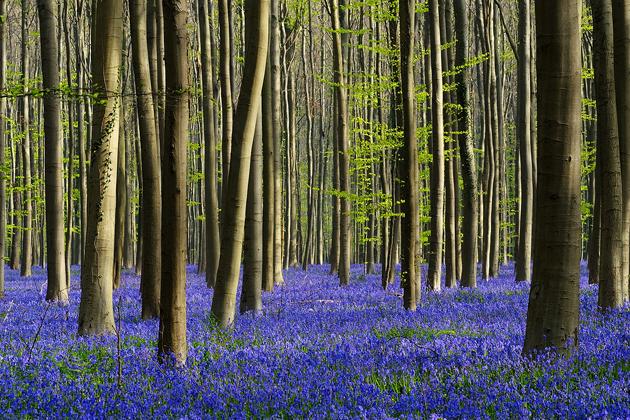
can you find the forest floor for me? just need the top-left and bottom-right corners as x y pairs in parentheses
(0, 263), (627, 418)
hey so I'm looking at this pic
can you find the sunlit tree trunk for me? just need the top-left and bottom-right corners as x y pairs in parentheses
(427, 0), (445, 292)
(20, 0), (32, 278)
(198, 0), (220, 289)
(211, 0), (269, 327)
(0, 0), (6, 297)
(78, 0), (123, 336)
(515, 0), (533, 283)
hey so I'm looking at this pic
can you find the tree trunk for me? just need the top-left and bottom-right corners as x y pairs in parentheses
(427, 0), (445, 292)
(0, 0), (6, 297)
(523, 0), (582, 355)
(78, 0), (123, 336)
(612, 0), (630, 303)
(331, 0), (351, 287)
(20, 0), (32, 278)
(198, 0), (220, 288)
(219, 0), (234, 211)
(454, 0), (479, 287)
(515, 0), (533, 283)
(130, 0), (161, 319)
(399, 0), (419, 309)
(211, 0), (269, 327)
(158, 0), (189, 365)
(241, 111), (263, 313)
(37, 0), (68, 302)
(271, 0), (284, 285)
(592, 0), (624, 309)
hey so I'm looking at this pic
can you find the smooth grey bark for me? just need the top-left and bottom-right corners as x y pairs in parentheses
(454, 0), (478, 288)
(78, 0), (123, 336)
(211, 0), (269, 327)
(37, 0), (68, 302)
(427, 0), (445, 292)
(523, 0), (582, 355)
(0, 0), (5, 297)
(330, 0), (351, 287)
(20, 0), (32, 278)
(158, 0), (189, 365)
(400, 0), (418, 309)
(612, 0), (630, 302)
(515, 0), (533, 283)
(592, 0), (624, 309)
(130, 0), (161, 319)
(198, 0), (220, 289)
(241, 111), (263, 314)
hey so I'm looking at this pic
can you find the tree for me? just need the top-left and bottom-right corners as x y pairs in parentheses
(130, 0), (161, 319)
(399, 0), (418, 310)
(78, 0), (124, 336)
(612, 0), (630, 303)
(427, 0), (445, 292)
(219, 0), (234, 210)
(592, 0), (624, 309)
(241, 112), (263, 314)
(37, 0), (68, 302)
(515, 0), (533, 283)
(19, 0), (32, 278)
(211, 0), (269, 327)
(330, 0), (351, 287)
(198, 0), (220, 289)
(158, 0), (190, 364)
(0, 0), (5, 297)
(453, 0), (478, 288)
(523, 0), (582, 354)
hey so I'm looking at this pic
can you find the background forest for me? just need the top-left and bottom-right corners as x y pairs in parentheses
(0, 0), (628, 417)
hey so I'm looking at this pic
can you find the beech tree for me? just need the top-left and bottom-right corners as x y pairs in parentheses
(399, 0), (418, 309)
(130, 0), (161, 319)
(211, 0), (269, 327)
(158, 0), (189, 364)
(524, 0), (582, 354)
(78, 0), (123, 336)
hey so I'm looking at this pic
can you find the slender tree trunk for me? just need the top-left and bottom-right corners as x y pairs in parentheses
(130, 0), (161, 319)
(454, 0), (479, 287)
(271, 0), (284, 285)
(198, 0), (220, 288)
(78, 0), (123, 336)
(219, 0), (234, 210)
(427, 0), (445, 292)
(331, 0), (351, 287)
(612, 0), (630, 302)
(0, 0), (6, 297)
(37, 0), (68, 302)
(20, 0), (32, 278)
(515, 0), (533, 283)
(241, 111), (263, 313)
(211, 0), (269, 327)
(113, 112), (127, 289)
(262, 55), (275, 292)
(158, 0), (189, 364)
(399, 0), (418, 309)
(592, 0), (624, 309)
(523, 0), (582, 355)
